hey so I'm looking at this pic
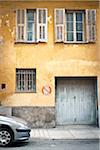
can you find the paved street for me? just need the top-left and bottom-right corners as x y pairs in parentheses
(0, 126), (100, 149)
(0, 139), (100, 150)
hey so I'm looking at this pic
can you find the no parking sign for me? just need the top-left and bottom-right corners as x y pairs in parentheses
(42, 85), (52, 96)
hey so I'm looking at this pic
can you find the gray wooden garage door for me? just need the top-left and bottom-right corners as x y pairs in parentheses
(56, 77), (97, 125)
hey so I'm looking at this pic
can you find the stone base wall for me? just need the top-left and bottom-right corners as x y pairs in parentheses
(0, 106), (12, 116)
(0, 106), (99, 128)
(12, 107), (55, 128)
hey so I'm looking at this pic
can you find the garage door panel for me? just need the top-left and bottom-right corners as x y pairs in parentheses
(56, 77), (97, 125)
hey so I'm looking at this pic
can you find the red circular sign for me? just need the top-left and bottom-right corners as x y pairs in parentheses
(42, 86), (51, 96)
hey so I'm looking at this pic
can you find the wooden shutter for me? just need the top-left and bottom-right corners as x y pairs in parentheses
(55, 9), (65, 42)
(37, 8), (48, 42)
(86, 9), (96, 42)
(16, 9), (26, 42)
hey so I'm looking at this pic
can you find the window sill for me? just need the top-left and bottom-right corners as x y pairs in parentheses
(57, 41), (95, 44)
(15, 91), (36, 94)
(14, 41), (47, 44)
(64, 41), (88, 44)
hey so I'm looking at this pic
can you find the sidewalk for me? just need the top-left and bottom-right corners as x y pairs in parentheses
(31, 125), (100, 140)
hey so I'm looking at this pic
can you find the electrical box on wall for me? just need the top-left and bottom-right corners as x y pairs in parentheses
(0, 84), (6, 91)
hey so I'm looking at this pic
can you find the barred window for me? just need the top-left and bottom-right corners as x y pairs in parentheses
(16, 69), (36, 92)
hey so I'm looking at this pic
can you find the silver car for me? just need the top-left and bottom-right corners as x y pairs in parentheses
(0, 115), (31, 147)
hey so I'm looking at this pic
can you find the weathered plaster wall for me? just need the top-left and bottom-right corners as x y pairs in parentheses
(0, 1), (99, 106)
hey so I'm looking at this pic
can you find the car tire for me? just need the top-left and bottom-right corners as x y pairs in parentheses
(0, 127), (14, 147)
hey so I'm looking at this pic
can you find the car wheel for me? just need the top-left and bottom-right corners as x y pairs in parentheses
(0, 128), (14, 147)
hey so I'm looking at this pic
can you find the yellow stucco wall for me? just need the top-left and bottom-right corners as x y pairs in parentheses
(0, 1), (100, 106)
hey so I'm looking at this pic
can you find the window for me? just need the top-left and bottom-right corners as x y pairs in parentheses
(66, 11), (84, 42)
(16, 69), (36, 92)
(16, 9), (48, 43)
(55, 9), (96, 43)
(27, 9), (36, 42)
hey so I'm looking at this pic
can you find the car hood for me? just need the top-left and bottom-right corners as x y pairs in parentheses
(0, 115), (27, 125)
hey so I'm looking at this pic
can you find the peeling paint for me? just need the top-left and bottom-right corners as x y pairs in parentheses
(5, 20), (10, 27)
(11, 27), (15, 37)
(6, 14), (9, 17)
(51, 45), (54, 48)
(0, 19), (2, 27)
(0, 36), (4, 45)
(48, 15), (52, 24)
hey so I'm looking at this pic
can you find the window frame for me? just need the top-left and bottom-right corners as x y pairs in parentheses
(26, 9), (36, 43)
(16, 8), (48, 43)
(55, 8), (96, 43)
(16, 69), (36, 93)
(64, 10), (85, 43)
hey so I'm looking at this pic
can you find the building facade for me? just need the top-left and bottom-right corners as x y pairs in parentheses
(0, 0), (100, 128)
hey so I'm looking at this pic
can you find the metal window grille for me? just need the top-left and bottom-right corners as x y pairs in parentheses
(16, 69), (36, 92)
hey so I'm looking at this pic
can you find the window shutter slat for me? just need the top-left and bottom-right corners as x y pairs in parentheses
(86, 9), (96, 42)
(16, 9), (26, 42)
(37, 8), (48, 42)
(55, 9), (65, 42)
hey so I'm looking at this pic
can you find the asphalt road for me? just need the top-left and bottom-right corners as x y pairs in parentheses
(0, 139), (99, 150)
